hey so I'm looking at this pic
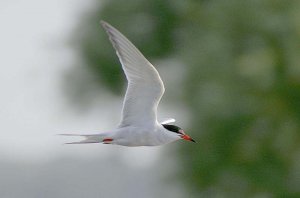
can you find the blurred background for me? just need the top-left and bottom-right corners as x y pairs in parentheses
(1, 0), (300, 197)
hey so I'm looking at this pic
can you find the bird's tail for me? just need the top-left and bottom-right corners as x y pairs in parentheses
(59, 133), (106, 144)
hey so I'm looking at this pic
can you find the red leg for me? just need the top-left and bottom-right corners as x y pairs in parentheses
(102, 138), (113, 144)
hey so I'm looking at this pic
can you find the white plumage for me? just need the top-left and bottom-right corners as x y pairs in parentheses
(101, 21), (165, 128)
(61, 21), (195, 146)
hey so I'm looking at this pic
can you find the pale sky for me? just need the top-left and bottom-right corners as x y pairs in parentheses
(0, 0), (168, 167)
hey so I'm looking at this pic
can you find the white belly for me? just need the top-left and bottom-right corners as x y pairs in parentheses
(112, 125), (179, 146)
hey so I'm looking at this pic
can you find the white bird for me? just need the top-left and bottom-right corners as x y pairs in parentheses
(62, 21), (195, 146)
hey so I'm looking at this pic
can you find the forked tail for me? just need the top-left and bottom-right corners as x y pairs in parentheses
(59, 133), (112, 144)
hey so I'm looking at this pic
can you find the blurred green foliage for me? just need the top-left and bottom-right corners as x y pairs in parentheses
(68, 0), (300, 197)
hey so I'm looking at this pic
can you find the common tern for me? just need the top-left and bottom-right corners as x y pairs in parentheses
(62, 21), (195, 146)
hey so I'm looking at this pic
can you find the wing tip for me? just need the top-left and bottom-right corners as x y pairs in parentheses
(100, 20), (114, 32)
(100, 20), (107, 27)
(160, 118), (176, 125)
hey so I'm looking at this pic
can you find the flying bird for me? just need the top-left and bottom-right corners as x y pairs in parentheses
(62, 21), (195, 146)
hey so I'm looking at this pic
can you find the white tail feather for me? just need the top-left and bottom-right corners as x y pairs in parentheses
(59, 134), (104, 144)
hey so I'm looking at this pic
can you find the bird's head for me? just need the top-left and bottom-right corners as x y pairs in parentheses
(162, 124), (196, 143)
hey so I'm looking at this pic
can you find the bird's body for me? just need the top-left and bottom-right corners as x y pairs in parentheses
(108, 123), (180, 146)
(64, 120), (181, 146)
(62, 21), (195, 146)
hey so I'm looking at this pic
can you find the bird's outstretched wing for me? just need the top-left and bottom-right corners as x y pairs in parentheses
(101, 21), (165, 127)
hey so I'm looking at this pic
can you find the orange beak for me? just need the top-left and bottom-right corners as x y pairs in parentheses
(181, 134), (196, 143)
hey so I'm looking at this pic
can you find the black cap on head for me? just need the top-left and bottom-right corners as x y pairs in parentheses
(162, 124), (182, 134)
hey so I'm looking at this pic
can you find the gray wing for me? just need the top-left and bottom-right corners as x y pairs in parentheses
(101, 21), (165, 127)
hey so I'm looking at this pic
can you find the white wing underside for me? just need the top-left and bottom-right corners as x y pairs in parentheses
(101, 21), (165, 127)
